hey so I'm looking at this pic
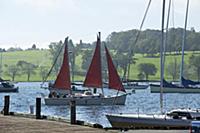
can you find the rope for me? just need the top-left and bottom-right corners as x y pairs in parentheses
(41, 43), (65, 86)
(109, 0), (152, 114)
(127, 0), (152, 80)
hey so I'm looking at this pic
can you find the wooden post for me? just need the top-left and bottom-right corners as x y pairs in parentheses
(4, 95), (10, 115)
(36, 97), (41, 119)
(70, 100), (76, 124)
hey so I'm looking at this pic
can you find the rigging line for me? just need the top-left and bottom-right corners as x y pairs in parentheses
(41, 42), (65, 86)
(172, 0), (175, 29)
(163, 0), (172, 70)
(180, 0), (190, 85)
(127, 0), (152, 80)
(160, 0), (166, 115)
(162, 0), (172, 113)
(129, 0), (152, 55)
(110, 86), (121, 114)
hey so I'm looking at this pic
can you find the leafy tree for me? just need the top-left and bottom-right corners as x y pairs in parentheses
(32, 44), (36, 49)
(106, 28), (200, 54)
(49, 41), (63, 74)
(138, 63), (157, 80)
(39, 66), (49, 81)
(4, 65), (20, 81)
(81, 49), (93, 71)
(167, 58), (179, 81)
(137, 73), (145, 80)
(113, 52), (136, 80)
(0, 65), (2, 77)
(189, 55), (200, 81)
(17, 60), (37, 81)
(7, 47), (23, 52)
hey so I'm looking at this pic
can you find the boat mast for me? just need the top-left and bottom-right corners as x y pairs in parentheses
(163, 0), (172, 69)
(160, 0), (166, 114)
(99, 32), (104, 95)
(0, 50), (2, 77)
(180, 0), (189, 86)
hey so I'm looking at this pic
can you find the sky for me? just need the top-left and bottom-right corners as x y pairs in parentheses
(0, 0), (199, 49)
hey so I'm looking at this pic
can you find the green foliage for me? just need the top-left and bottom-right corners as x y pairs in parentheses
(81, 49), (93, 71)
(166, 58), (179, 81)
(189, 55), (200, 81)
(138, 63), (157, 80)
(106, 28), (200, 54)
(17, 60), (38, 81)
(4, 65), (20, 81)
(49, 40), (63, 74)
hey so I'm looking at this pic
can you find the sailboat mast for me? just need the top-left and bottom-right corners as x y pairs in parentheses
(99, 32), (104, 95)
(180, 0), (189, 86)
(160, 0), (166, 114)
(163, 0), (171, 69)
(0, 51), (2, 77)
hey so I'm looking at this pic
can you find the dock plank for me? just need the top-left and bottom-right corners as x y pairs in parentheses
(0, 114), (109, 133)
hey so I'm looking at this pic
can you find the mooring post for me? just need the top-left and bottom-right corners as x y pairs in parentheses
(4, 95), (10, 115)
(36, 97), (41, 119)
(70, 100), (76, 124)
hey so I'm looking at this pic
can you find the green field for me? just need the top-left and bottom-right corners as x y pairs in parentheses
(0, 50), (199, 82)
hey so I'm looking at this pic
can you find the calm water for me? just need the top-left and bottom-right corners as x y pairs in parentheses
(0, 82), (200, 127)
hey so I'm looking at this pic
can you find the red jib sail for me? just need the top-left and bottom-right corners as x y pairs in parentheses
(53, 37), (71, 89)
(105, 45), (126, 92)
(83, 35), (102, 88)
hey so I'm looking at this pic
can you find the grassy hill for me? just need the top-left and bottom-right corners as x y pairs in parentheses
(1, 50), (51, 81)
(0, 50), (199, 82)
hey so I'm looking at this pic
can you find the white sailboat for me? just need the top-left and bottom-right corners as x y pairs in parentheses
(106, 0), (197, 128)
(45, 33), (127, 106)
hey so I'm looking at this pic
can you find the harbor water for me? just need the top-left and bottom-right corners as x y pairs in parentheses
(0, 82), (200, 127)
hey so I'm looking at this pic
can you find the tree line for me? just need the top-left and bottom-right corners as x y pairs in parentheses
(1, 27), (200, 81)
(106, 27), (200, 55)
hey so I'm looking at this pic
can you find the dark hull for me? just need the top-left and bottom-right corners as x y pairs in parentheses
(0, 87), (18, 93)
(106, 114), (191, 129)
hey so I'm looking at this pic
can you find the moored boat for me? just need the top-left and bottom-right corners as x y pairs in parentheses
(45, 33), (127, 106)
(106, 108), (200, 129)
(150, 79), (200, 93)
(123, 82), (149, 90)
(0, 78), (18, 93)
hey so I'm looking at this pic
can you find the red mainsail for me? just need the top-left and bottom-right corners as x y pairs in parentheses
(83, 34), (102, 88)
(105, 46), (126, 92)
(53, 37), (71, 89)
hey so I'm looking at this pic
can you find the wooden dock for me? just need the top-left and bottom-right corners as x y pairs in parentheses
(0, 114), (110, 133)
(0, 114), (189, 133)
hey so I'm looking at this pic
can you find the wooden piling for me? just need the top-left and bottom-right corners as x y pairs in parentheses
(70, 100), (76, 124)
(36, 97), (41, 119)
(4, 95), (10, 115)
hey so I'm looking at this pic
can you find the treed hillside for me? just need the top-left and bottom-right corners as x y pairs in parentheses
(0, 27), (200, 82)
(106, 28), (200, 54)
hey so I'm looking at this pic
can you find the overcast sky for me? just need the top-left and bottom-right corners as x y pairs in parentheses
(0, 0), (199, 49)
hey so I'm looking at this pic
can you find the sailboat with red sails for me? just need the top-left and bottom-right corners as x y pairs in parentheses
(45, 33), (127, 106)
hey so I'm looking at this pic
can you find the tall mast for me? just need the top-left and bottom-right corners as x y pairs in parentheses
(0, 51), (2, 77)
(98, 32), (104, 95)
(163, 0), (171, 69)
(160, 0), (166, 114)
(180, 0), (189, 86)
